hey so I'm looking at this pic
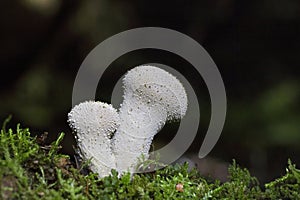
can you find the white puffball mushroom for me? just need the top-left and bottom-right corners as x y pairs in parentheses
(113, 65), (188, 173)
(68, 101), (120, 177)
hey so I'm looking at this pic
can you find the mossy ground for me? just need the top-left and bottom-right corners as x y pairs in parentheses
(0, 119), (300, 199)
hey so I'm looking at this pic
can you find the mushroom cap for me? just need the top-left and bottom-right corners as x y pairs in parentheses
(68, 101), (120, 139)
(123, 65), (188, 121)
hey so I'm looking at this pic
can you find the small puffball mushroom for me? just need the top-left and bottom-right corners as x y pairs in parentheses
(113, 65), (188, 173)
(68, 101), (120, 177)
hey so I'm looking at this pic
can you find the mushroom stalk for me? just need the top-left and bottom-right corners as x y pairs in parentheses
(113, 95), (167, 173)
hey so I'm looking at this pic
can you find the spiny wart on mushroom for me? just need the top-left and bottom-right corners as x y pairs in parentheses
(68, 65), (188, 177)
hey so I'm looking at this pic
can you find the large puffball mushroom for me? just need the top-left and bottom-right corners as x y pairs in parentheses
(112, 65), (188, 173)
(68, 101), (120, 177)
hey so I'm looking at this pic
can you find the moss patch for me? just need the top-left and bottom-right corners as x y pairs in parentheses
(0, 120), (300, 199)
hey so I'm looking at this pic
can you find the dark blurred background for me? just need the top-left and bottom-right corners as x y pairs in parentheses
(0, 0), (299, 183)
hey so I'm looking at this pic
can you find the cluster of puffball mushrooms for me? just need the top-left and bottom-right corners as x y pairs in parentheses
(68, 65), (188, 177)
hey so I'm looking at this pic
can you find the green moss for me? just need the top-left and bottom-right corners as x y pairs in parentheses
(0, 120), (300, 199)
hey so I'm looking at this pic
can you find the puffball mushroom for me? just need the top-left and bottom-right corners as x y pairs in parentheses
(68, 65), (188, 177)
(68, 101), (119, 177)
(113, 65), (188, 173)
